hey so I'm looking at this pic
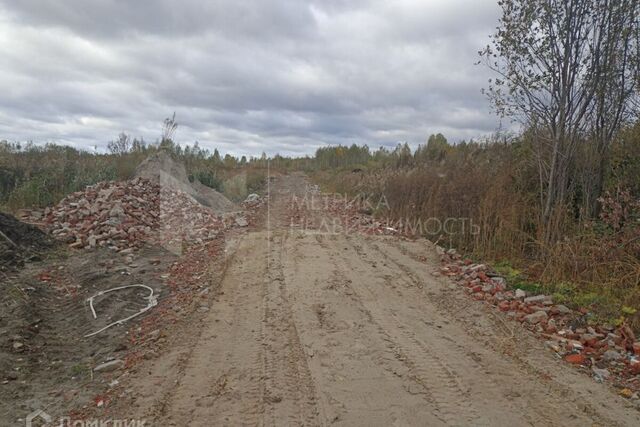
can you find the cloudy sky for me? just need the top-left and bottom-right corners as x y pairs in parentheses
(0, 0), (502, 156)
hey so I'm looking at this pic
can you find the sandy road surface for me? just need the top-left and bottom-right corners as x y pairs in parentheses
(120, 174), (640, 426)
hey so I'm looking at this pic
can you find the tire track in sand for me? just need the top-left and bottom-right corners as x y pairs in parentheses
(262, 231), (320, 426)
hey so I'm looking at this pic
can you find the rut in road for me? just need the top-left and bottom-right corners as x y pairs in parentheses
(125, 175), (640, 427)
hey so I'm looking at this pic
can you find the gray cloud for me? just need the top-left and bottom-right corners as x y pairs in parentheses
(0, 0), (502, 156)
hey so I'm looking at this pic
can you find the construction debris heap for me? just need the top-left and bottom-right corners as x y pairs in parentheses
(42, 178), (226, 252)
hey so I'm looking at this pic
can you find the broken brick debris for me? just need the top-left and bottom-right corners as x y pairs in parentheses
(440, 250), (640, 395)
(18, 177), (256, 252)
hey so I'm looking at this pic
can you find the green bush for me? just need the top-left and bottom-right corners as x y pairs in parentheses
(189, 170), (223, 192)
(246, 169), (266, 194)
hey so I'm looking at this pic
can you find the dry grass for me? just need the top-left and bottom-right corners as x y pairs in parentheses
(313, 137), (640, 327)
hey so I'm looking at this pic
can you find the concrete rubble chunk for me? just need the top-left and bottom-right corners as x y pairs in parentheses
(553, 304), (572, 315)
(109, 204), (125, 218)
(492, 277), (507, 287)
(545, 341), (560, 352)
(592, 367), (610, 382)
(530, 306), (549, 313)
(235, 216), (249, 227)
(244, 193), (260, 203)
(523, 311), (548, 324)
(603, 350), (622, 362)
(524, 294), (548, 304)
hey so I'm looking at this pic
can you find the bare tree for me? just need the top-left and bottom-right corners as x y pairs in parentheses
(107, 132), (131, 155)
(586, 1), (640, 216)
(160, 112), (178, 148)
(480, 0), (639, 238)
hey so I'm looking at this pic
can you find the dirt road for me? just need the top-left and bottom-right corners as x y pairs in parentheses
(120, 175), (640, 426)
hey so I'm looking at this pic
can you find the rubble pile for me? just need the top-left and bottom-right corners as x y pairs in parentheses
(440, 248), (640, 394)
(157, 188), (225, 251)
(237, 193), (265, 227)
(40, 178), (227, 252)
(242, 193), (262, 207)
(43, 178), (159, 250)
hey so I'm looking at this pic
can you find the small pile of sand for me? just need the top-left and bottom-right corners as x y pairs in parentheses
(134, 151), (236, 214)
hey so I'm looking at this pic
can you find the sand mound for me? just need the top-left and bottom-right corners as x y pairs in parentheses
(135, 151), (236, 214)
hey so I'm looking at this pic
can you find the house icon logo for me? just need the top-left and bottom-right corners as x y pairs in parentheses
(26, 409), (52, 427)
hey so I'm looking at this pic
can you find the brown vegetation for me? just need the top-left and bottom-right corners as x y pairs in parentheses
(310, 127), (640, 328)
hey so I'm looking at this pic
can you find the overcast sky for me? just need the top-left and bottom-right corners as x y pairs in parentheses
(0, 0), (502, 157)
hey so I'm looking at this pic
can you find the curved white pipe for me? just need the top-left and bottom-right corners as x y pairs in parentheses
(84, 284), (157, 338)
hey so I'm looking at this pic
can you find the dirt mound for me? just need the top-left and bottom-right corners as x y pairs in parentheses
(135, 151), (236, 214)
(0, 212), (53, 269)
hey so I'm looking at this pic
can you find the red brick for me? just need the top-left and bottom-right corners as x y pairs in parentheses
(565, 353), (586, 364)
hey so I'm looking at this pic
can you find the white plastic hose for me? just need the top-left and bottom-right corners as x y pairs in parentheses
(84, 284), (157, 338)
